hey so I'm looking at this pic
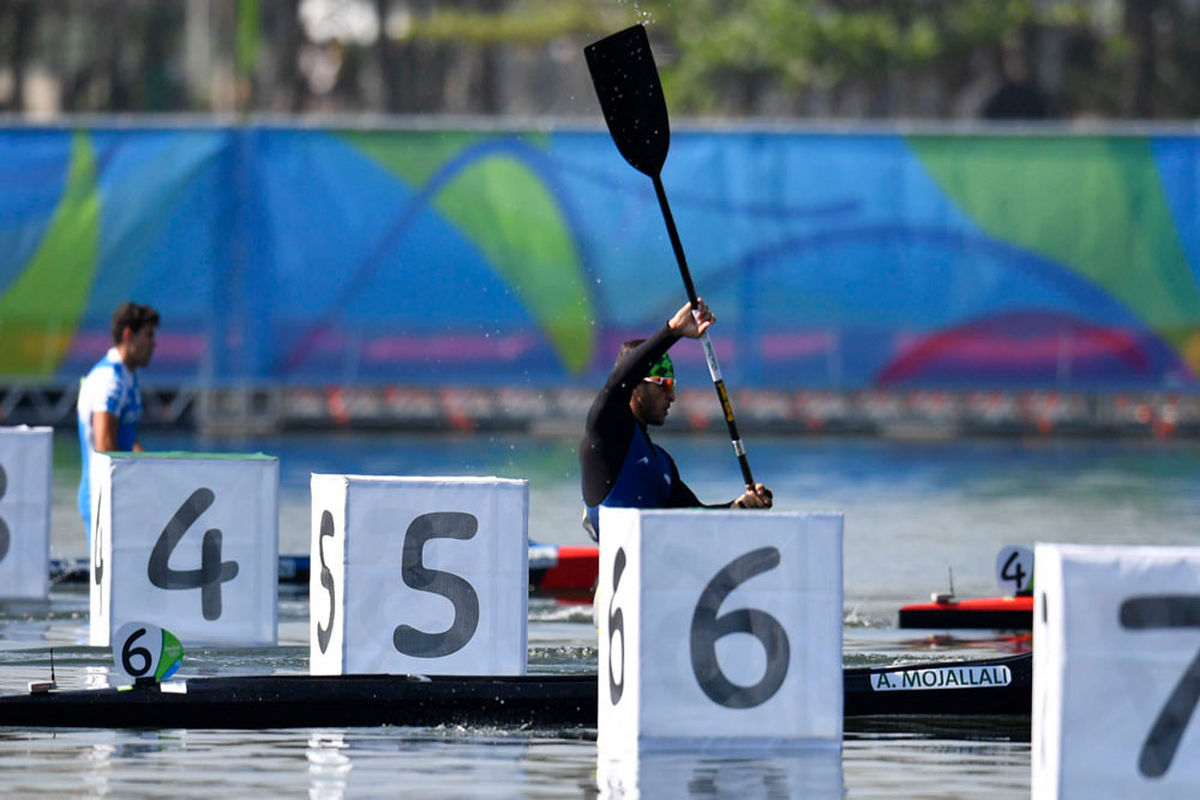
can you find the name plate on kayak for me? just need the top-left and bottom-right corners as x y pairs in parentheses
(88, 452), (279, 647)
(596, 508), (843, 752)
(309, 475), (528, 676)
(0, 426), (51, 599)
(1034, 544), (1200, 799)
(871, 664), (1012, 691)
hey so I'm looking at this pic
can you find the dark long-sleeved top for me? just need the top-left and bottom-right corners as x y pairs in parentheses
(579, 324), (723, 537)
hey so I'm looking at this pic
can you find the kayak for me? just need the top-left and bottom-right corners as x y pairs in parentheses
(899, 546), (1036, 630)
(898, 595), (1033, 630)
(49, 542), (601, 594)
(0, 652), (1030, 731)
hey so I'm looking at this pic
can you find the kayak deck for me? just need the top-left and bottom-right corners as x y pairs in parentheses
(898, 595), (1034, 630)
(0, 653), (1030, 731)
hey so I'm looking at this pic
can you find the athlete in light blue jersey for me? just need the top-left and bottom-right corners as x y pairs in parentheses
(77, 302), (159, 543)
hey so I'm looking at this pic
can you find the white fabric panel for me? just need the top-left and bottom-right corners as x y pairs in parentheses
(1034, 544), (1200, 800)
(89, 454), (279, 647)
(311, 475), (528, 676)
(0, 427), (51, 599)
(598, 508), (843, 753)
(89, 453), (114, 646)
(310, 474), (347, 675)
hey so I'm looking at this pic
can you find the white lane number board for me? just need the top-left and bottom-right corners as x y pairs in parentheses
(310, 475), (528, 676)
(1034, 544), (1200, 799)
(89, 452), (279, 647)
(0, 426), (52, 599)
(597, 508), (843, 751)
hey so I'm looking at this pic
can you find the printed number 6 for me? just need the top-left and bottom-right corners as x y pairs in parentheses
(121, 627), (152, 677)
(608, 547), (627, 705)
(690, 547), (790, 709)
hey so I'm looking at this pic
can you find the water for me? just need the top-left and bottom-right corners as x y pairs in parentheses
(7, 429), (1200, 797)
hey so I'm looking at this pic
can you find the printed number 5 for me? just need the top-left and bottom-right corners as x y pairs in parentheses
(316, 511), (336, 654)
(1120, 595), (1200, 778)
(690, 547), (790, 709)
(392, 512), (479, 658)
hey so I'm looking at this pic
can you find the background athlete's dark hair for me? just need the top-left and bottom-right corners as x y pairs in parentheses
(111, 302), (160, 344)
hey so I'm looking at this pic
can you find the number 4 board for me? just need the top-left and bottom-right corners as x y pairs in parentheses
(89, 452), (279, 647)
(597, 508), (843, 752)
(1034, 544), (1200, 799)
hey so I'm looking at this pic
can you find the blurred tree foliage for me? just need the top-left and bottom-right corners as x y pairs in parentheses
(2, 0), (1199, 119)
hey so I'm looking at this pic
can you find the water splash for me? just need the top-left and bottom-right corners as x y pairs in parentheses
(615, 0), (656, 26)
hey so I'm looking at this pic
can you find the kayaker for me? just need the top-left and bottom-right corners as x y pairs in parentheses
(77, 302), (159, 544)
(579, 299), (772, 540)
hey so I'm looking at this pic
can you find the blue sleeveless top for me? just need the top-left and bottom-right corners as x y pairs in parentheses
(586, 425), (678, 534)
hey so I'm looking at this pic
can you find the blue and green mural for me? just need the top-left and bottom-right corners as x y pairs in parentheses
(2, 124), (1198, 391)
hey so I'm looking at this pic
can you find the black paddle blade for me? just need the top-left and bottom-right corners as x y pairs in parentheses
(584, 24), (670, 177)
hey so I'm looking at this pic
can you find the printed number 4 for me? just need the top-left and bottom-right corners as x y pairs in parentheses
(1120, 595), (1200, 778)
(147, 489), (239, 621)
(1000, 551), (1027, 592)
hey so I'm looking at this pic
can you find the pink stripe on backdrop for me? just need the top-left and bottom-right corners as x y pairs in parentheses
(596, 330), (736, 364)
(68, 332), (207, 361)
(362, 334), (541, 363)
(760, 332), (838, 358)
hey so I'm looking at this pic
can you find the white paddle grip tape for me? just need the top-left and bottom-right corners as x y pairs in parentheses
(732, 439), (746, 457)
(699, 332), (722, 381)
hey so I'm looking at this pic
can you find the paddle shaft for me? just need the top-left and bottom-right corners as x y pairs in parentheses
(651, 174), (756, 488)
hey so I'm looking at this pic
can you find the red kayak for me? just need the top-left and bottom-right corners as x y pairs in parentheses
(528, 544), (599, 594)
(899, 594), (1033, 630)
(53, 543), (602, 596)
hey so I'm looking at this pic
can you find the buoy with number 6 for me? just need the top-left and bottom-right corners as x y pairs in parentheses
(112, 622), (184, 683)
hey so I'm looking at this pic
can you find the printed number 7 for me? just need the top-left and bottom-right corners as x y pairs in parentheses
(1120, 595), (1200, 778)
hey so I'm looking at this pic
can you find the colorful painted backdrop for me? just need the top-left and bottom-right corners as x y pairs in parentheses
(3, 125), (1199, 390)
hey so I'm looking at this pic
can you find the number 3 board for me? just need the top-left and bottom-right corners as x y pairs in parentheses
(1034, 544), (1200, 799)
(597, 507), (843, 752)
(0, 426), (51, 600)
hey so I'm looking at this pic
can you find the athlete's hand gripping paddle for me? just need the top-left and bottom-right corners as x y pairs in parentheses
(585, 24), (764, 497)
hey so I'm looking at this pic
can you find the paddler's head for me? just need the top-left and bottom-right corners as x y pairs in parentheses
(617, 340), (675, 426)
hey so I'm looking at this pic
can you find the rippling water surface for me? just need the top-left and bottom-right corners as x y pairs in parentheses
(4, 430), (1199, 797)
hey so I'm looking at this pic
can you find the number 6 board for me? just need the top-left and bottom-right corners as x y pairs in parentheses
(89, 452), (279, 647)
(597, 507), (843, 752)
(1033, 544), (1200, 799)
